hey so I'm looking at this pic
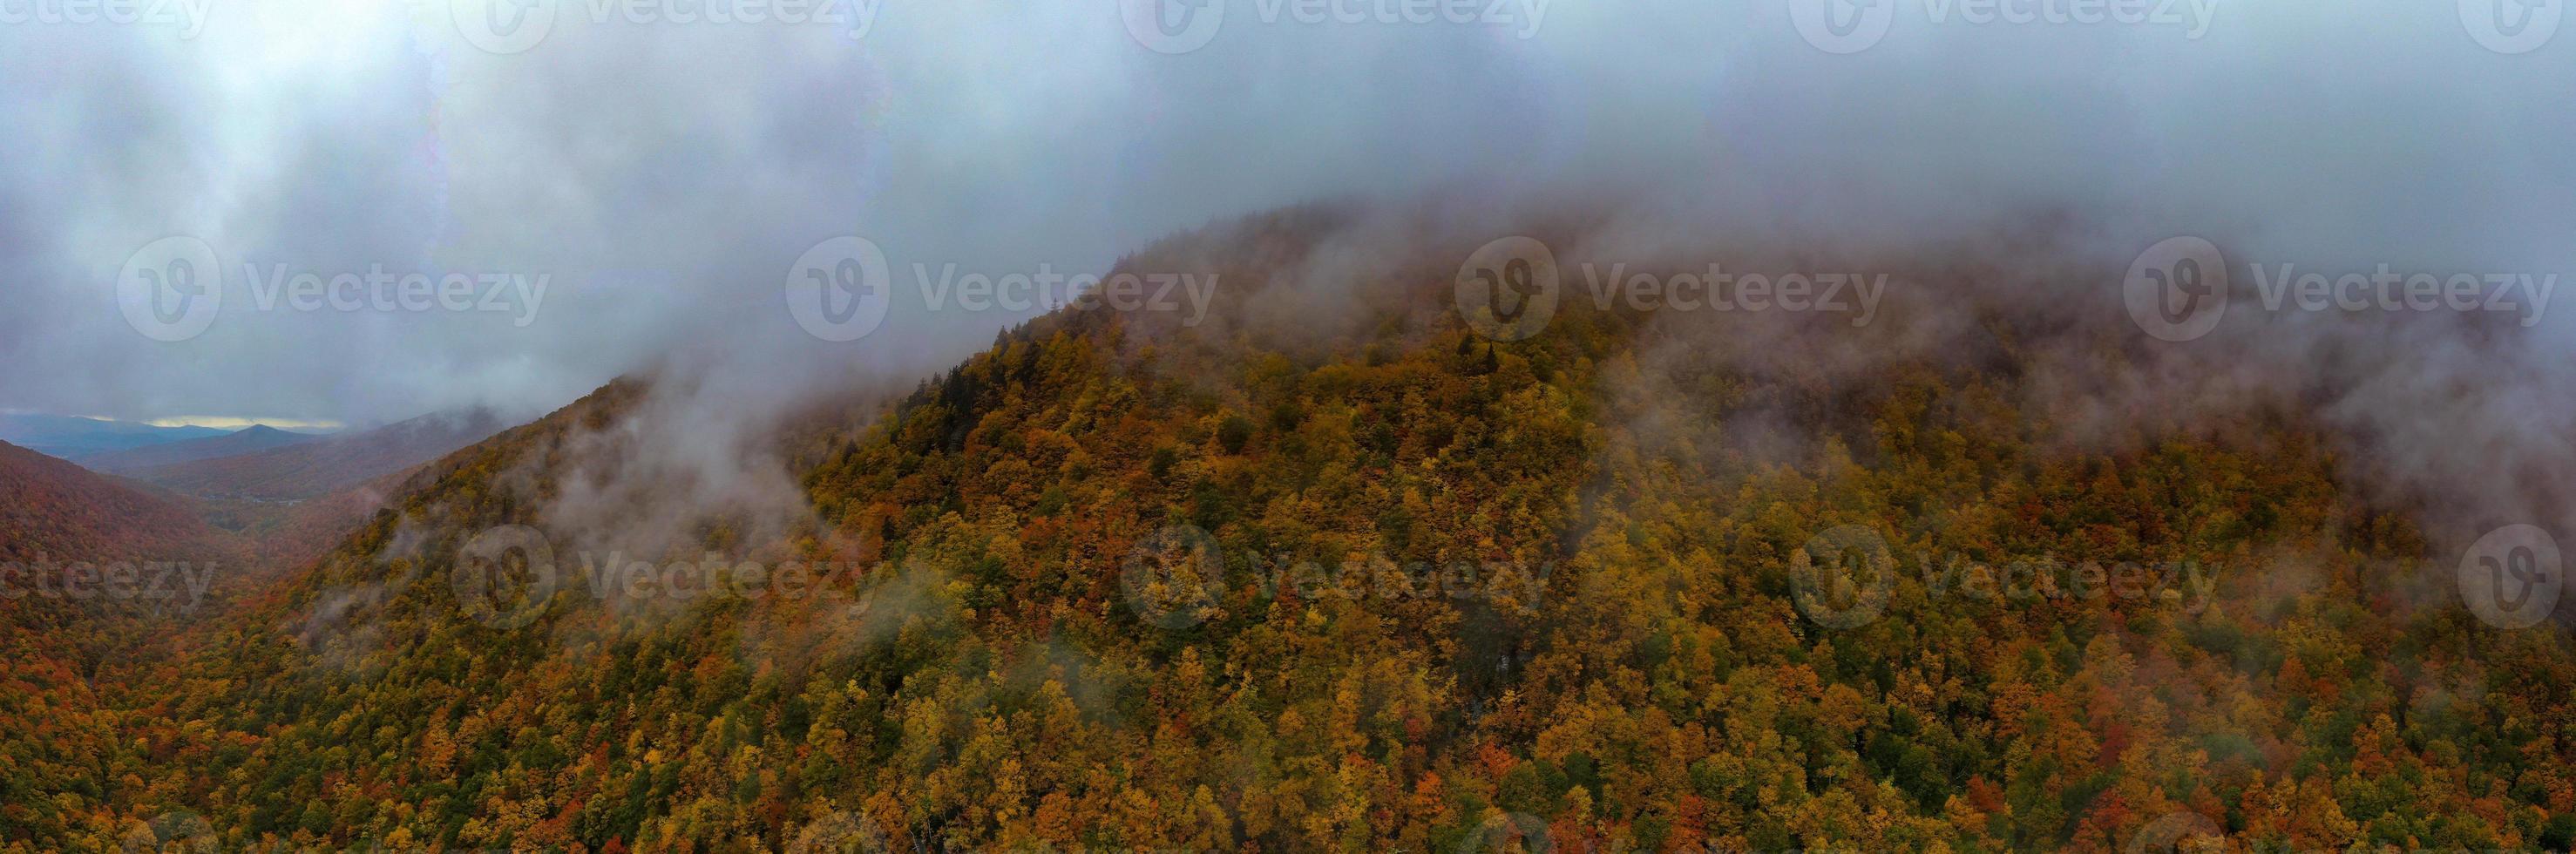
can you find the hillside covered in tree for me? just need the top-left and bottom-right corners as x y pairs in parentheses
(10, 207), (2576, 853)
(0, 441), (235, 844)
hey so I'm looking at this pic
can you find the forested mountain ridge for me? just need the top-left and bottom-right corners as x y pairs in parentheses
(0, 440), (236, 845)
(0, 440), (218, 565)
(13, 208), (2576, 852)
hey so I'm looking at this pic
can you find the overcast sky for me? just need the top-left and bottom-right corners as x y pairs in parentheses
(1, 0), (2568, 427)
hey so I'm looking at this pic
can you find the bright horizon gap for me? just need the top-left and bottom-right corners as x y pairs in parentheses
(0, 410), (348, 431)
(140, 417), (345, 430)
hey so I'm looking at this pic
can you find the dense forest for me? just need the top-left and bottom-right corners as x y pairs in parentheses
(5, 210), (2573, 853)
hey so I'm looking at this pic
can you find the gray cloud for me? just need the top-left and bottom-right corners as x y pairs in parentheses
(0, 0), (2567, 453)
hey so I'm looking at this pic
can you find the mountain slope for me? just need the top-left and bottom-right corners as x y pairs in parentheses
(0, 415), (224, 461)
(0, 440), (218, 565)
(48, 209), (2576, 852)
(130, 410), (505, 502)
(0, 441), (234, 846)
(78, 424), (321, 474)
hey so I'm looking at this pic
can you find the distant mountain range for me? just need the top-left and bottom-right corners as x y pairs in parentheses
(122, 409), (506, 502)
(0, 414), (227, 460)
(78, 424), (322, 473)
(0, 410), (508, 503)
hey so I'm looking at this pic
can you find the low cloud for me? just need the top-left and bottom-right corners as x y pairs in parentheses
(2, 2), (2567, 593)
